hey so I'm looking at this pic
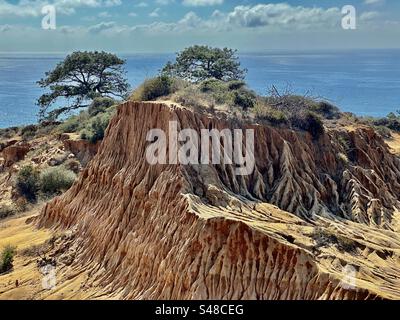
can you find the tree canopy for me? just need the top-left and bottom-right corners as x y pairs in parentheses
(37, 51), (129, 121)
(162, 45), (247, 83)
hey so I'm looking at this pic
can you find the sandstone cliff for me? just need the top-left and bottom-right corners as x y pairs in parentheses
(37, 102), (400, 300)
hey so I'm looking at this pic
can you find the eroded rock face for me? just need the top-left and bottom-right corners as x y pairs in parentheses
(63, 139), (100, 166)
(1, 143), (30, 167)
(38, 102), (400, 300)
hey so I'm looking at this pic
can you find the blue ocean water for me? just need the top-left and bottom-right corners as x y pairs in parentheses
(0, 49), (399, 129)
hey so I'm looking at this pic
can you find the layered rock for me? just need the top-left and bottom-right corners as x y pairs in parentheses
(1, 142), (30, 167)
(38, 102), (400, 300)
(63, 139), (100, 166)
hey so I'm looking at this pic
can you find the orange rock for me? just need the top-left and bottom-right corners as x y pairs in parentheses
(63, 139), (100, 166)
(37, 102), (400, 300)
(1, 143), (30, 167)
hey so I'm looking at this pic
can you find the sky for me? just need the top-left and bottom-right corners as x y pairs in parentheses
(0, 0), (399, 53)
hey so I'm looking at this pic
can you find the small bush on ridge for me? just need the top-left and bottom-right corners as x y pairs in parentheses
(16, 166), (40, 202)
(130, 76), (177, 101)
(39, 166), (77, 196)
(0, 245), (16, 274)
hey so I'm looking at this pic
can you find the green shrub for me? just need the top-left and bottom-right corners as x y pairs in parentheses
(234, 90), (256, 110)
(21, 124), (37, 140)
(89, 116), (108, 143)
(374, 125), (392, 139)
(290, 111), (325, 139)
(227, 80), (246, 91)
(130, 75), (175, 101)
(198, 79), (255, 109)
(255, 106), (288, 125)
(80, 129), (90, 140)
(309, 101), (341, 120)
(39, 167), (77, 196)
(0, 245), (16, 274)
(57, 112), (89, 134)
(373, 116), (400, 132)
(88, 97), (115, 117)
(16, 166), (40, 202)
(0, 127), (19, 140)
(200, 79), (226, 93)
(79, 111), (112, 144)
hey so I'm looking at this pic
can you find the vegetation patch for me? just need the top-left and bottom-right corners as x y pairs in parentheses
(313, 227), (358, 253)
(0, 245), (16, 275)
(39, 166), (77, 197)
(0, 205), (17, 220)
(15, 165), (40, 202)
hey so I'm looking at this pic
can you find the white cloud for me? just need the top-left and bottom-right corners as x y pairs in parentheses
(0, 24), (11, 32)
(156, 0), (175, 5)
(364, 0), (385, 5)
(88, 21), (116, 33)
(98, 11), (112, 18)
(84, 3), (345, 36)
(0, 0), (121, 17)
(183, 0), (223, 7)
(360, 11), (380, 21)
(135, 2), (148, 7)
(149, 7), (161, 17)
(225, 4), (340, 29)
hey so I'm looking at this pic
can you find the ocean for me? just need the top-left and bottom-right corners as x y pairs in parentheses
(0, 49), (399, 129)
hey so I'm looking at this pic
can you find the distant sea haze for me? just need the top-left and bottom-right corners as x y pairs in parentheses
(0, 49), (399, 128)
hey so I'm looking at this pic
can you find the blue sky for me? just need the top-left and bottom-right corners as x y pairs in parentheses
(0, 0), (399, 52)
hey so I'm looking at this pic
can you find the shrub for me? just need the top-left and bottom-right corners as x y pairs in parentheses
(309, 101), (341, 120)
(290, 111), (325, 139)
(234, 90), (256, 110)
(374, 125), (392, 139)
(80, 129), (90, 140)
(79, 111), (112, 144)
(266, 94), (317, 113)
(200, 79), (226, 93)
(130, 75), (175, 101)
(57, 112), (89, 134)
(64, 159), (81, 174)
(0, 127), (19, 140)
(88, 97), (115, 117)
(21, 124), (37, 140)
(16, 166), (40, 202)
(174, 85), (213, 110)
(228, 80), (246, 91)
(89, 117), (108, 143)
(0, 245), (16, 274)
(255, 105), (288, 125)
(373, 116), (400, 132)
(39, 167), (76, 196)
(0, 205), (17, 220)
(198, 79), (256, 110)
